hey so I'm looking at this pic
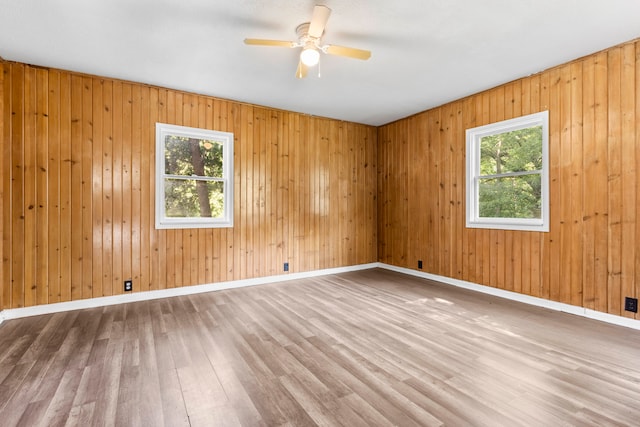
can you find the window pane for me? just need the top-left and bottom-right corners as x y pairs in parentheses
(479, 125), (542, 175)
(164, 136), (223, 178)
(164, 179), (225, 218)
(478, 174), (541, 219)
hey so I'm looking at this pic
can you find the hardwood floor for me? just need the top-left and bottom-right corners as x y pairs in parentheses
(1, 268), (640, 426)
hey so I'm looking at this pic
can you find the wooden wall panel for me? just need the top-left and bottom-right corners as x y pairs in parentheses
(0, 61), (377, 309)
(0, 61), (5, 310)
(377, 39), (640, 319)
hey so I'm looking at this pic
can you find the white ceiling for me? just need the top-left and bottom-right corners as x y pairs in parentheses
(1, 1), (639, 126)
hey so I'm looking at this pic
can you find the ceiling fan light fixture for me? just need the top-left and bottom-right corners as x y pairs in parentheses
(245, 5), (371, 78)
(300, 46), (320, 66)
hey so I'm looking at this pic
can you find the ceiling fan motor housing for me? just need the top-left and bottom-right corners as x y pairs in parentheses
(296, 23), (321, 46)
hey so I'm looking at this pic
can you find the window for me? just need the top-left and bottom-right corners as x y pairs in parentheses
(156, 123), (234, 229)
(466, 111), (549, 232)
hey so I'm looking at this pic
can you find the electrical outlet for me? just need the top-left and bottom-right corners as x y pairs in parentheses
(624, 297), (638, 313)
(284, 262), (289, 272)
(418, 260), (423, 269)
(124, 280), (133, 292)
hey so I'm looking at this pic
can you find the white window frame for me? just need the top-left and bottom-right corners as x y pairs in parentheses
(465, 111), (549, 232)
(155, 123), (234, 229)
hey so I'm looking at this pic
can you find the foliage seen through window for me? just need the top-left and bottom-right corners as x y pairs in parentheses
(478, 126), (542, 219)
(163, 136), (224, 218)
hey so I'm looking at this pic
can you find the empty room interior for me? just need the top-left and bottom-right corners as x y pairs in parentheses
(1, 1), (640, 425)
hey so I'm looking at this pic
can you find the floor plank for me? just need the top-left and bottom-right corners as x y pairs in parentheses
(1, 268), (639, 426)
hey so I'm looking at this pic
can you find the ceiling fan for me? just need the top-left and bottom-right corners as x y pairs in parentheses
(244, 5), (371, 79)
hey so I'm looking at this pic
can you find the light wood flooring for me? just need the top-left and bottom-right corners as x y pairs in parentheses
(1, 268), (640, 426)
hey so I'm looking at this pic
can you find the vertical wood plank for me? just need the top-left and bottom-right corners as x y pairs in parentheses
(92, 78), (103, 298)
(139, 86), (151, 291)
(635, 40), (640, 321)
(0, 63), (3, 308)
(569, 61), (584, 308)
(225, 101), (236, 281)
(120, 83), (135, 294)
(239, 104), (251, 279)
(453, 103), (464, 280)
(276, 110), (287, 274)
(593, 51), (610, 313)
(24, 65), (37, 308)
(257, 108), (267, 276)
(607, 47), (623, 316)
(81, 77), (93, 300)
(300, 115), (310, 271)
(551, 65), (565, 303)
(24, 66), (38, 307)
(330, 120), (340, 266)
(59, 71), (72, 303)
(70, 74), (83, 301)
(427, 112), (439, 272)
(287, 112), (297, 272)
(558, 64), (572, 304)
(35, 68), (49, 306)
(102, 79), (114, 296)
(111, 81), (123, 293)
(47, 70), (61, 304)
(582, 54), (597, 309)
(441, 103), (452, 277)
(620, 42), (636, 318)
(267, 110), (277, 274)
(367, 126), (377, 262)
(462, 98), (476, 284)
(0, 61), (7, 309)
(130, 84), (142, 291)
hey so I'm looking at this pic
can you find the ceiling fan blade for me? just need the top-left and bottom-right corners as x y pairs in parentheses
(295, 60), (308, 79)
(244, 38), (296, 48)
(324, 44), (371, 60)
(308, 5), (331, 38)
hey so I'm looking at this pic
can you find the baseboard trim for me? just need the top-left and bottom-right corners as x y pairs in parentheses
(377, 263), (640, 331)
(2, 262), (638, 331)
(0, 263), (379, 324)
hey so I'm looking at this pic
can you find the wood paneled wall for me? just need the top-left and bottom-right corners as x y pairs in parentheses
(0, 61), (377, 309)
(378, 39), (640, 319)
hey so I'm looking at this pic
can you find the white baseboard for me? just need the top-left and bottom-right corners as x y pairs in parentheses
(1, 262), (638, 331)
(378, 263), (640, 331)
(0, 263), (378, 324)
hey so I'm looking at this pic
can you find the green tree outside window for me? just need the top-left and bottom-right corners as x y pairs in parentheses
(478, 126), (542, 219)
(163, 136), (225, 218)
